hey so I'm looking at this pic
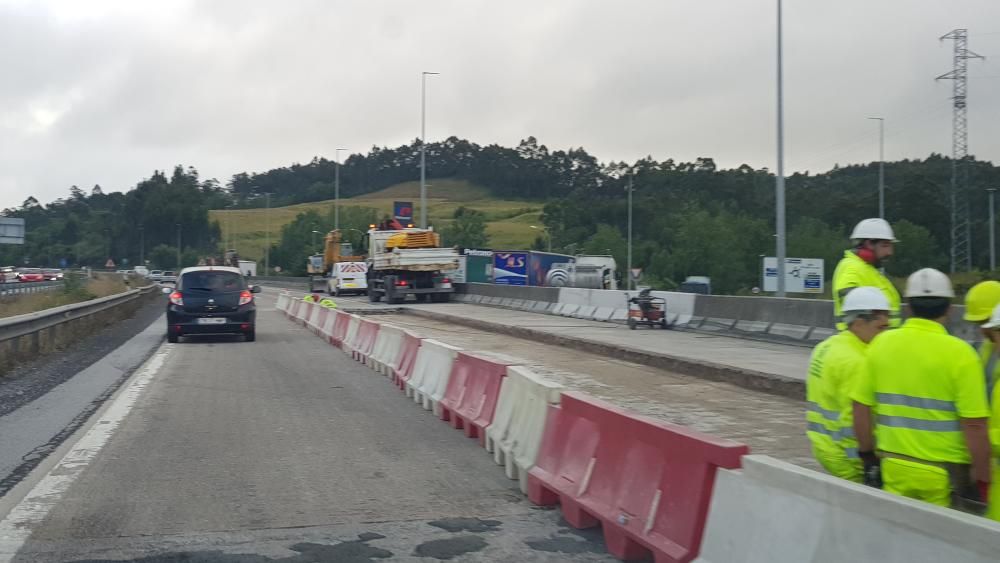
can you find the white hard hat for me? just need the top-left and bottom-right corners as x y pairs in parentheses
(904, 268), (955, 298)
(850, 218), (897, 242)
(842, 286), (891, 312)
(982, 303), (1000, 329)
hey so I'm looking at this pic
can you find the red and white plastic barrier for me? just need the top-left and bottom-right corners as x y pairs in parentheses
(350, 318), (380, 363)
(485, 366), (564, 494)
(406, 339), (462, 413)
(369, 324), (405, 375)
(391, 330), (423, 390)
(527, 392), (748, 563)
(438, 351), (519, 445)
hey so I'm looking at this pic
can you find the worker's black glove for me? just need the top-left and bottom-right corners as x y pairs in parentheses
(956, 482), (989, 516)
(859, 451), (882, 489)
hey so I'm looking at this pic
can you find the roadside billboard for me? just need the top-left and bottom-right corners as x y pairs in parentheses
(463, 249), (493, 283)
(0, 218), (25, 245)
(393, 201), (413, 225)
(493, 251), (528, 285)
(528, 251), (575, 287)
(762, 257), (824, 294)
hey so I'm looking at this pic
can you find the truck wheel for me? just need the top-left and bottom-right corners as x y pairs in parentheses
(438, 293), (451, 303)
(369, 289), (381, 303)
(389, 295), (405, 305)
(334, 287), (341, 297)
(415, 294), (429, 302)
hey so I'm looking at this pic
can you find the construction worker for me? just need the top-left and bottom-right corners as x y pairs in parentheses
(978, 304), (1000, 521)
(832, 218), (901, 329)
(806, 287), (891, 482)
(303, 294), (317, 303)
(851, 268), (991, 513)
(319, 297), (337, 308)
(964, 281), (1000, 394)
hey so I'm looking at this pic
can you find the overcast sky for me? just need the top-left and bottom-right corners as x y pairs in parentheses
(0, 0), (998, 209)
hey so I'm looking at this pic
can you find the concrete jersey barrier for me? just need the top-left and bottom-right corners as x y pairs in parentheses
(694, 455), (1000, 563)
(485, 365), (564, 494)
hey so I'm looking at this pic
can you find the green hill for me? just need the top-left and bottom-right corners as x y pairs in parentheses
(210, 179), (543, 262)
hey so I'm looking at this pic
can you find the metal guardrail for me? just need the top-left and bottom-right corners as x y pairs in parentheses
(0, 284), (158, 344)
(0, 280), (64, 296)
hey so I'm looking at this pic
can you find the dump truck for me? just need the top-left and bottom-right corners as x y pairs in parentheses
(307, 230), (368, 295)
(366, 227), (458, 304)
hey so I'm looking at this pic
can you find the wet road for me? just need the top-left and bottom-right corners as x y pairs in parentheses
(0, 293), (614, 562)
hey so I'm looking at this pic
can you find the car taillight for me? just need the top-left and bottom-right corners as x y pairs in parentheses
(238, 290), (253, 306)
(395, 280), (408, 287)
(442, 278), (451, 284)
(169, 291), (184, 306)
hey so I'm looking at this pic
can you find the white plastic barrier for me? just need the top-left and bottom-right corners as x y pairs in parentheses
(368, 324), (405, 375)
(320, 308), (339, 340)
(275, 293), (290, 312)
(484, 366), (563, 494)
(306, 303), (325, 333)
(406, 339), (462, 414)
(294, 300), (313, 324)
(694, 455), (1000, 563)
(341, 314), (361, 351)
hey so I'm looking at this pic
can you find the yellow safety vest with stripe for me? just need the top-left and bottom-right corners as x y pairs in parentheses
(806, 330), (867, 459)
(832, 251), (901, 330)
(851, 318), (990, 464)
(978, 339), (999, 400)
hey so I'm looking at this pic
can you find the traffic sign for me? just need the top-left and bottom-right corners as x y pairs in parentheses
(105, 258), (116, 269)
(630, 268), (642, 280)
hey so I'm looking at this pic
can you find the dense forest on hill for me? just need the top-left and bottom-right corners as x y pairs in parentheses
(3, 136), (999, 293)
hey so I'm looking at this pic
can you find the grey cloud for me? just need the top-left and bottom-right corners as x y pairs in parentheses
(1, 0), (998, 209)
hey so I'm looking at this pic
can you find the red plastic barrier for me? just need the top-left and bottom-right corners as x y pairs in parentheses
(330, 312), (351, 347)
(438, 352), (516, 444)
(527, 392), (748, 563)
(392, 331), (423, 390)
(352, 318), (381, 362)
(297, 301), (314, 325)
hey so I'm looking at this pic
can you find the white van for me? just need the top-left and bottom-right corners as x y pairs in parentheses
(328, 262), (368, 296)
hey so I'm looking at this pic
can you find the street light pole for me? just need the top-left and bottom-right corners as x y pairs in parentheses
(175, 223), (181, 268)
(774, 0), (787, 297)
(264, 192), (272, 275)
(139, 225), (144, 266)
(334, 147), (346, 230)
(627, 172), (634, 291)
(312, 230), (320, 252)
(420, 71), (440, 229)
(868, 117), (885, 218)
(990, 188), (997, 271)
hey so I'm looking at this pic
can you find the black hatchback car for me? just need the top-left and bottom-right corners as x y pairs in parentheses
(165, 266), (261, 343)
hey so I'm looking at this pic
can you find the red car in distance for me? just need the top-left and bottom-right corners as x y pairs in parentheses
(17, 268), (45, 282)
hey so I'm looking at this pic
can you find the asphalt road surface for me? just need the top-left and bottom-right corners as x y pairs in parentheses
(0, 293), (616, 562)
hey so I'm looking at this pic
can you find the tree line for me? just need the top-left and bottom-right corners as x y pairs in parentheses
(4, 136), (999, 293)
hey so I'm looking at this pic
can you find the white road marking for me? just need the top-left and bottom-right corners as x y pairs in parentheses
(0, 345), (171, 562)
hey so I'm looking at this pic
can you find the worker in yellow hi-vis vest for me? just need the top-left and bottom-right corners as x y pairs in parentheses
(832, 219), (901, 330)
(965, 281), (1000, 399)
(806, 287), (890, 482)
(976, 303), (1000, 521)
(852, 268), (991, 514)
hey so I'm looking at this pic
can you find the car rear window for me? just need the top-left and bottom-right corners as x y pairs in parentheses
(179, 271), (246, 292)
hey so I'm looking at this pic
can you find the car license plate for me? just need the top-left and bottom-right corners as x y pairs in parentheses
(197, 317), (226, 325)
(343, 283), (356, 288)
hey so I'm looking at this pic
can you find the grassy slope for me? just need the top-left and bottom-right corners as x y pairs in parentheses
(210, 179), (544, 262)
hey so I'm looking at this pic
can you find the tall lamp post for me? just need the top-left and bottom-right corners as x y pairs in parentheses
(311, 230), (321, 253)
(175, 223), (181, 268)
(334, 147), (347, 230)
(774, 0), (787, 297)
(139, 225), (144, 266)
(868, 117), (886, 218)
(627, 171), (634, 291)
(263, 192), (273, 274)
(990, 188), (997, 271)
(530, 225), (551, 253)
(420, 71), (440, 229)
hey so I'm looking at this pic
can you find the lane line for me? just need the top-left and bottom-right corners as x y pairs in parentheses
(0, 345), (171, 563)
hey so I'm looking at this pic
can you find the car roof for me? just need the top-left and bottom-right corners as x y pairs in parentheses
(178, 266), (242, 275)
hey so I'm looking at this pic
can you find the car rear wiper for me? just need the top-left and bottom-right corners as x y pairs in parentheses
(184, 287), (214, 291)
